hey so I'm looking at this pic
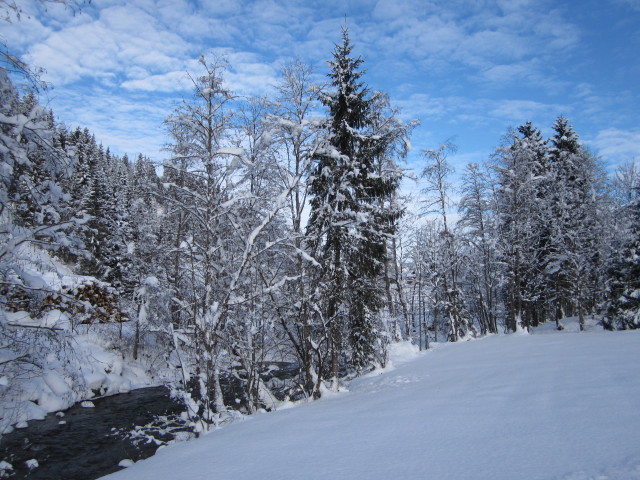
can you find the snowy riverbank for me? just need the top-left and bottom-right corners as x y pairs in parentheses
(0, 245), (175, 436)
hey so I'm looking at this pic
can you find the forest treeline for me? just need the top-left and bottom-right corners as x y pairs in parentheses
(1, 29), (638, 430)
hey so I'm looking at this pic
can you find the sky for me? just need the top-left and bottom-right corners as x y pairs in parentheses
(2, 0), (639, 188)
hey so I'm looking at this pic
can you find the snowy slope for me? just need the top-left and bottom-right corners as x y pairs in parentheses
(103, 329), (640, 480)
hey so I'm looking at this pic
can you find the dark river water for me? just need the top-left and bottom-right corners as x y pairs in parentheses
(0, 386), (189, 480)
(0, 363), (301, 479)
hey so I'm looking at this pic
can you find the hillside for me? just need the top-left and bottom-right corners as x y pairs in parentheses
(103, 326), (640, 480)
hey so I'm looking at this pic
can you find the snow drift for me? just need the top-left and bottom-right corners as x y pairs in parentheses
(103, 328), (640, 480)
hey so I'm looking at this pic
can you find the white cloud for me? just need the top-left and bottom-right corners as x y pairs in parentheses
(397, 93), (566, 130)
(480, 62), (532, 84)
(396, 93), (453, 121)
(175, 15), (238, 43)
(574, 89), (638, 128)
(1, 1), (53, 50)
(121, 70), (192, 92)
(372, 0), (436, 22)
(27, 21), (119, 84)
(249, 0), (301, 24)
(363, 0), (581, 94)
(6, 0), (633, 180)
(610, 0), (640, 11)
(458, 29), (528, 65)
(292, 17), (346, 66)
(200, 0), (246, 17)
(21, 1), (193, 88)
(51, 86), (173, 160)
(488, 99), (569, 124)
(590, 128), (640, 167)
(220, 51), (280, 96)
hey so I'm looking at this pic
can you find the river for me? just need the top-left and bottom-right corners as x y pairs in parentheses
(0, 362), (301, 479)
(0, 386), (189, 480)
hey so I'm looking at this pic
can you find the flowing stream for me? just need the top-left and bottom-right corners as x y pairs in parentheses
(0, 362), (300, 479)
(0, 386), (189, 480)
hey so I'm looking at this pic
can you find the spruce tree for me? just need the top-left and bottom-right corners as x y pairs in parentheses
(0, 69), (84, 312)
(547, 116), (603, 329)
(516, 122), (550, 327)
(307, 28), (400, 374)
(493, 123), (547, 331)
(606, 193), (640, 329)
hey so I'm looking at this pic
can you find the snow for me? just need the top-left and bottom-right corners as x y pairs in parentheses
(0, 461), (13, 477)
(102, 329), (640, 480)
(1, 317), (163, 431)
(0, 320), (159, 433)
(216, 147), (245, 157)
(42, 371), (71, 398)
(5, 309), (70, 329)
(0, 245), (169, 434)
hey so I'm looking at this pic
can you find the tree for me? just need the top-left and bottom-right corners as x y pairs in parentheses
(0, 69), (85, 305)
(546, 116), (605, 330)
(369, 93), (416, 344)
(269, 59), (324, 397)
(161, 56), (240, 428)
(76, 145), (119, 280)
(458, 162), (499, 334)
(492, 123), (548, 332)
(606, 186), (640, 329)
(306, 28), (402, 378)
(421, 142), (473, 341)
(406, 223), (433, 349)
(611, 161), (640, 208)
(161, 55), (310, 427)
(0, 70), (89, 420)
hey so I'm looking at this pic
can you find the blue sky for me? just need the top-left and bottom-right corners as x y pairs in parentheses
(3, 0), (639, 185)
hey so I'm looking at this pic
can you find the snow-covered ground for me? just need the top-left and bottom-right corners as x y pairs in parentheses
(0, 322), (155, 433)
(0, 244), (163, 434)
(102, 325), (640, 480)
